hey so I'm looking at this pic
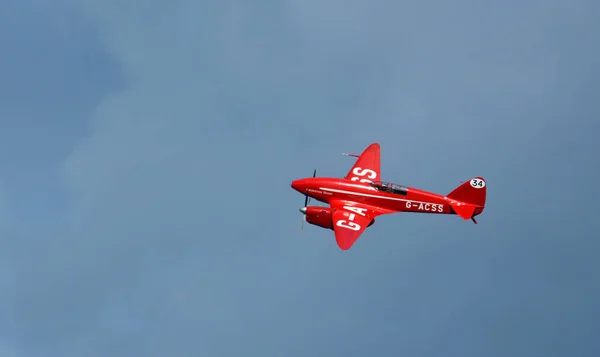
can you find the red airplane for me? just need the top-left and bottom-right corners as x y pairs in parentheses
(291, 143), (486, 250)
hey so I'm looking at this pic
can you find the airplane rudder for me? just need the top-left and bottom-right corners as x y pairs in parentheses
(474, 176), (486, 207)
(447, 177), (486, 207)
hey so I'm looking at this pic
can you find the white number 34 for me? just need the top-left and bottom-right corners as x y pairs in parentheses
(470, 179), (485, 189)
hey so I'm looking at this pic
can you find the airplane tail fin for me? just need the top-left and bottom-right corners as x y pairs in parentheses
(446, 177), (486, 222)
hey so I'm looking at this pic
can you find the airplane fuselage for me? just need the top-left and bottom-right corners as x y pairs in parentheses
(291, 177), (475, 216)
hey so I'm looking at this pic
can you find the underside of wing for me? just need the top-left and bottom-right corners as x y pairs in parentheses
(330, 200), (388, 250)
(344, 143), (381, 184)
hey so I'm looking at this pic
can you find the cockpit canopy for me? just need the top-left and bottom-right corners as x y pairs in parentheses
(369, 181), (408, 195)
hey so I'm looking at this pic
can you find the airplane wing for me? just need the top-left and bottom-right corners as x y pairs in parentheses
(330, 200), (390, 250)
(344, 143), (381, 183)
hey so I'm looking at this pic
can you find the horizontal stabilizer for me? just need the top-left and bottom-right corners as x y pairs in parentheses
(450, 202), (476, 220)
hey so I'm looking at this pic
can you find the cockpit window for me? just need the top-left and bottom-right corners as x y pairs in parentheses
(370, 181), (408, 195)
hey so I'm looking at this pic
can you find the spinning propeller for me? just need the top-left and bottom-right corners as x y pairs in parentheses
(300, 169), (316, 231)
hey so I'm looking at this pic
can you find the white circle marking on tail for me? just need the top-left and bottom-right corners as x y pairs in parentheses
(470, 178), (485, 189)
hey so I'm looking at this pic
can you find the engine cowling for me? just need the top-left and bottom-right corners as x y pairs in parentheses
(305, 206), (334, 230)
(304, 206), (375, 230)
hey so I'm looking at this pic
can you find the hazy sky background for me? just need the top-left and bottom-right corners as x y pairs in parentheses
(1, 0), (599, 356)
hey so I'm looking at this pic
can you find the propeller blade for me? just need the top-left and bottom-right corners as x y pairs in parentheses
(300, 206), (307, 232)
(300, 169), (316, 232)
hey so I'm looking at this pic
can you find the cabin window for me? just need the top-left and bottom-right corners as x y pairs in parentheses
(370, 181), (407, 195)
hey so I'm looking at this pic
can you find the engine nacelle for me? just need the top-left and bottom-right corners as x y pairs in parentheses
(305, 206), (334, 230)
(304, 206), (375, 230)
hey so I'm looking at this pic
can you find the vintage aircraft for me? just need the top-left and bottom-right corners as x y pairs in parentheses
(291, 143), (486, 250)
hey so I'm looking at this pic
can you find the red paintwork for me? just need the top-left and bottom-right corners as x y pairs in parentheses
(291, 143), (486, 250)
(304, 206), (375, 230)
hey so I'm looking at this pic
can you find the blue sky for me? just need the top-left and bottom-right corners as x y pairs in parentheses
(1, 0), (599, 356)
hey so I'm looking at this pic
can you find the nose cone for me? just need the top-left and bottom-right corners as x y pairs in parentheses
(299, 207), (307, 214)
(291, 178), (307, 193)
